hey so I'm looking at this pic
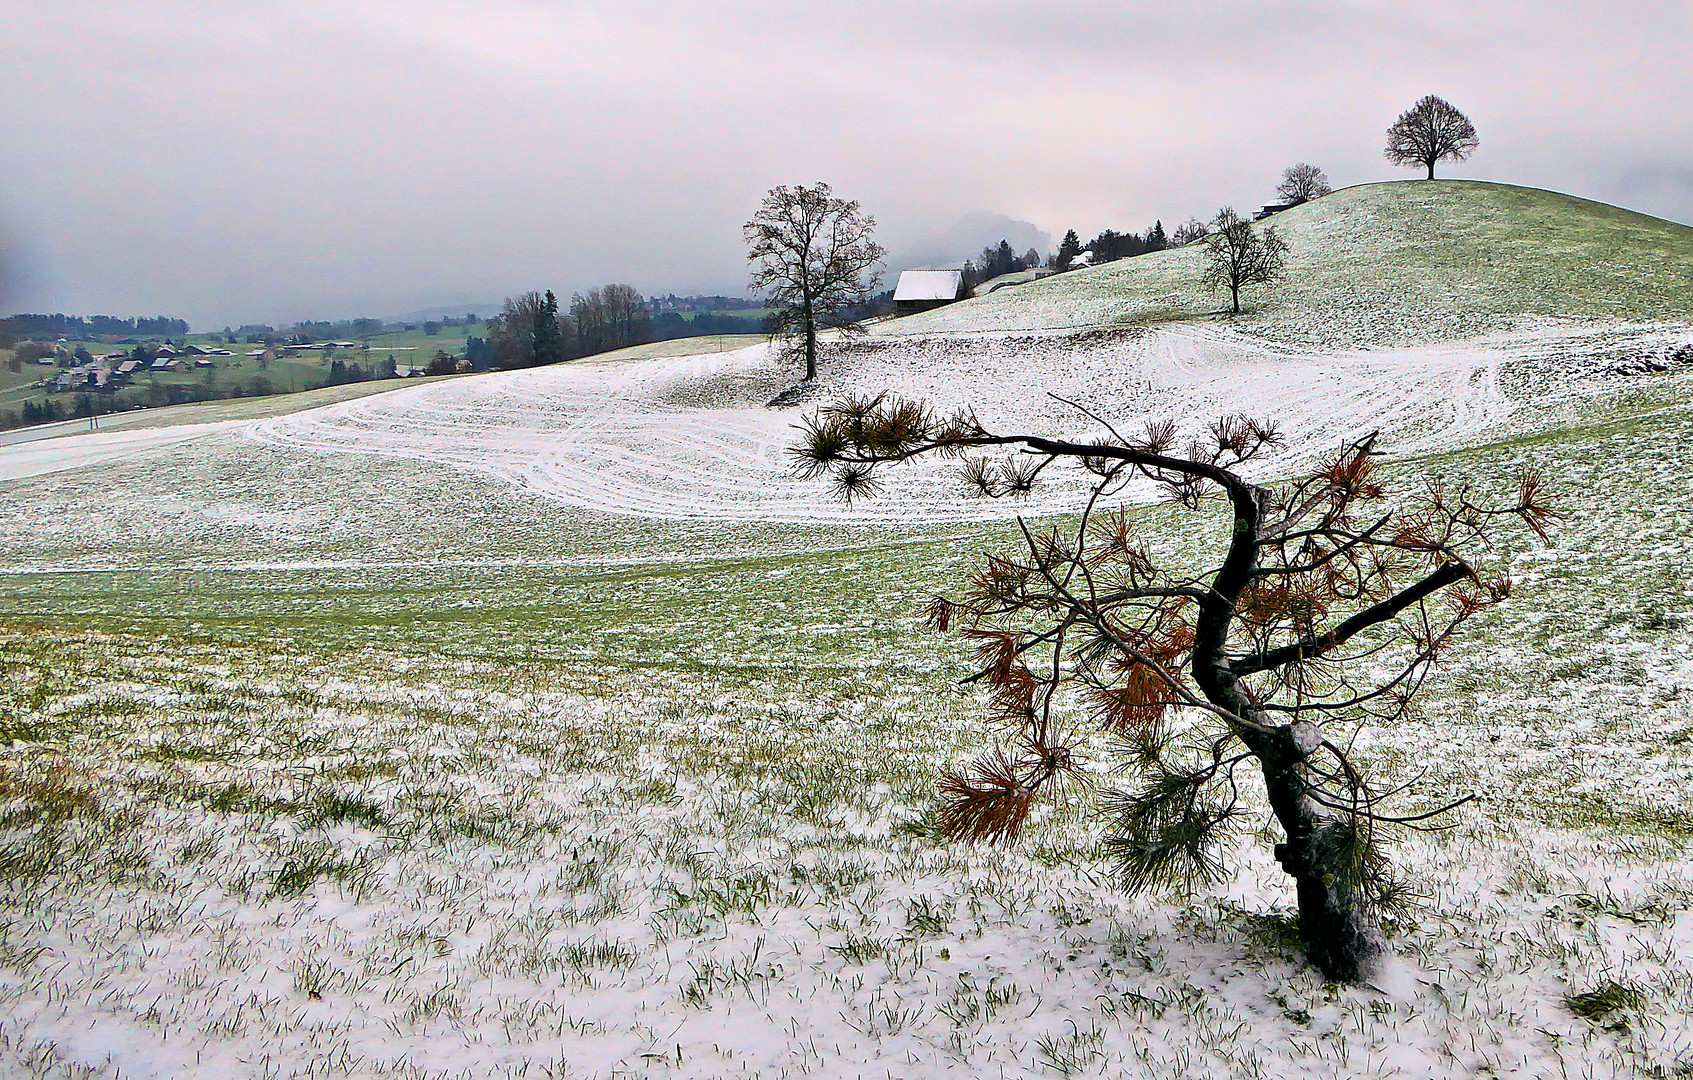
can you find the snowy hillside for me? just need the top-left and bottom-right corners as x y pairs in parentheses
(5, 359), (1693, 1079)
(884, 181), (1693, 348)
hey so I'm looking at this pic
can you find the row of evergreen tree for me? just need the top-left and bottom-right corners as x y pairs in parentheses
(0, 313), (189, 346)
(1056, 220), (1172, 268)
(960, 220), (1192, 288)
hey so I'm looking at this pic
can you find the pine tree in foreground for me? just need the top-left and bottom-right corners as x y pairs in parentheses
(792, 395), (1553, 982)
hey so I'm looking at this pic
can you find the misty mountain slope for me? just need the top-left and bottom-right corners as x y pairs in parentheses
(881, 180), (1693, 348)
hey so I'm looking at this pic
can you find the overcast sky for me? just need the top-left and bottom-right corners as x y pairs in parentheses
(2, 1), (1689, 328)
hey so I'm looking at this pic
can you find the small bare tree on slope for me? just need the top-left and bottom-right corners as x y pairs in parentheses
(792, 396), (1552, 982)
(1277, 163), (1332, 204)
(1200, 208), (1289, 315)
(745, 183), (887, 382)
(1386, 95), (1479, 180)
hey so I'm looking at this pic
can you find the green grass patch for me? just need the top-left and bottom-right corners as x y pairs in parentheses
(1565, 981), (1647, 1026)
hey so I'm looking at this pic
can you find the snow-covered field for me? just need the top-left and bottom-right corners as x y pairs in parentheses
(6, 320), (1685, 521)
(2, 319), (1693, 1079)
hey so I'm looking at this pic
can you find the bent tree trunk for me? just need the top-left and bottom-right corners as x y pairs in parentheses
(797, 397), (1531, 988)
(1258, 736), (1384, 982)
(1193, 481), (1384, 983)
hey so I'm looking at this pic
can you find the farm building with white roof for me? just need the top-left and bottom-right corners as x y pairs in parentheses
(892, 269), (967, 314)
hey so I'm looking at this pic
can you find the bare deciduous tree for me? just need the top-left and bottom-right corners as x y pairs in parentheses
(744, 183), (886, 381)
(1385, 95), (1479, 180)
(599, 284), (654, 353)
(487, 291), (548, 368)
(791, 395), (1551, 981)
(1277, 163), (1332, 204)
(1199, 208), (1290, 315)
(570, 284), (653, 357)
(1170, 218), (1210, 247)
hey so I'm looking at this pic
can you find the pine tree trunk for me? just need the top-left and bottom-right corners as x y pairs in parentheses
(1192, 482), (1385, 983)
(1260, 757), (1384, 983)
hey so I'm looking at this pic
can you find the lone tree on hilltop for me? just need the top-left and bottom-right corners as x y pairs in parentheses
(745, 182), (886, 382)
(1277, 163), (1332, 204)
(1386, 95), (1479, 180)
(1199, 208), (1290, 315)
(791, 396), (1552, 982)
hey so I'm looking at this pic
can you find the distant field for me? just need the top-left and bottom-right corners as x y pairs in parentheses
(0, 322), (765, 428)
(177, 324), (481, 355)
(0, 333), (459, 426)
(0, 361), (54, 403)
(2, 350), (376, 404)
(0, 372), (466, 448)
(360, 323), (481, 354)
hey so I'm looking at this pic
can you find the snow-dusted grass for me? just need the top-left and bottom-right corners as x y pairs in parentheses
(887, 181), (1693, 349)
(2, 362), (1692, 1076)
(12, 319), (1678, 525)
(591, 335), (770, 362)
